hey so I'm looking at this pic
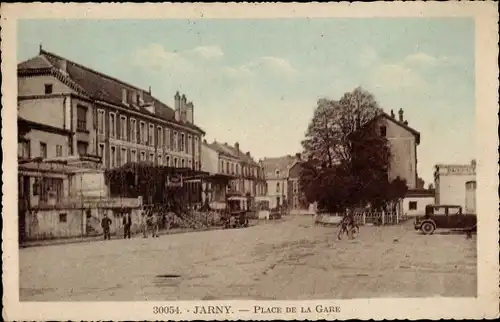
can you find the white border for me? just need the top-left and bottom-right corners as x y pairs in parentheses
(2, 2), (499, 320)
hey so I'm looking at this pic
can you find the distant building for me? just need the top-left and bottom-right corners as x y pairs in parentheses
(287, 154), (309, 211)
(434, 160), (476, 213)
(201, 140), (266, 209)
(262, 154), (302, 210)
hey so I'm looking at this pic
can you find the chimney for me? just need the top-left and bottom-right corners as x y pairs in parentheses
(295, 153), (302, 160)
(174, 91), (181, 111)
(58, 59), (67, 73)
(148, 86), (151, 94)
(390, 109), (395, 118)
(180, 94), (187, 122)
(235, 142), (240, 151)
(398, 108), (404, 122)
(186, 101), (194, 123)
(471, 159), (476, 168)
(246, 151), (250, 157)
(403, 120), (408, 126)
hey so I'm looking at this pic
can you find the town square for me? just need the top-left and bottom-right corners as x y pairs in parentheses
(7, 4), (495, 313)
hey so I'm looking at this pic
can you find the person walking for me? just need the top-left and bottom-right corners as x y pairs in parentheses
(101, 213), (112, 240)
(122, 212), (132, 239)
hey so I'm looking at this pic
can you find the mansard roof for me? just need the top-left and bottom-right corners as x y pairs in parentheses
(18, 48), (205, 135)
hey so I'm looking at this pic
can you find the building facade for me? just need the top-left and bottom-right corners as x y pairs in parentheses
(18, 47), (204, 172)
(262, 154), (299, 209)
(434, 160), (476, 213)
(402, 189), (435, 217)
(368, 109), (420, 189)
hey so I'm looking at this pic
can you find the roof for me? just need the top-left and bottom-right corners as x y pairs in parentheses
(18, 49), (204, 134)
(405, 189), (435, 198)
(261, 155), (297, 179)
(208, 141), (260, 166)
(367, 112), (421, 144)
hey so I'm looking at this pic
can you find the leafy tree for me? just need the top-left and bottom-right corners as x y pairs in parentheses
(300, 87), (405, 212)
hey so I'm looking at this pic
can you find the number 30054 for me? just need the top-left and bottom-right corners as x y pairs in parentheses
(153, 306), (181, 314)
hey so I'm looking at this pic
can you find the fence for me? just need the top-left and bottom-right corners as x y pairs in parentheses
(316, 209), (409, 226)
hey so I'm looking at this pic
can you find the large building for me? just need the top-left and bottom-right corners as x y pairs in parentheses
(18, 47), (205, 171)
(434, 160), (476, 213)
(17, 47), (207, 241)
(366, 108), (420, 189)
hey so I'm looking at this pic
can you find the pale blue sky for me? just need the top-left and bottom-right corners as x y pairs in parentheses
(17, 18), (475, 185)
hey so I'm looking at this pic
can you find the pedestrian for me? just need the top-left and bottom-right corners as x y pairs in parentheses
(101, 212), (112, 240)
(141, 211), (148, 238)
(123, 212), (132, 239)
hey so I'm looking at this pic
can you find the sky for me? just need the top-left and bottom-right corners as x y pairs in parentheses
(17, 18), (475, 186)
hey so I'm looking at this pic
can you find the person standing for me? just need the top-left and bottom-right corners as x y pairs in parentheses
(101, 213), (112, 240)
(122, 212), (132, 239)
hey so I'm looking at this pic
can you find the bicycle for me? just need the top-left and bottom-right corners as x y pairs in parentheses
(337, 221), (359, 240)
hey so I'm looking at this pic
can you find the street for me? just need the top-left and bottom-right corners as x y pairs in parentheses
(19, 215), (477, 301)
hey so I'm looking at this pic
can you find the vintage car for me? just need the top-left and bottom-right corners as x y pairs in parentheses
(223, 196), (250, 229)
(414, 204), (476, 235)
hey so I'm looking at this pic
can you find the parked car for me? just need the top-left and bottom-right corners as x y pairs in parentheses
(223, 196), (250, 229)
(414, 204), (476, 235)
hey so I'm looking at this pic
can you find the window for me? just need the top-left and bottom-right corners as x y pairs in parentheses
(231, 163), (234, 174)
(174, 157), (178, 167)
(140, 121), (146, 144)
(120, 148), (127, 166)
(59, 213), (67, 223)
(276, 182), (280, 193)
(293, 181), (298, 193)
(120, 116), (127, 141)
(97, 109), (105, 135)
(194, 137), (199, 156)
(165, 155), (170, 166)
(188, 135), (192, 154)
(18, 139), (30, 159)
(236, 164), (240, 175)
(130, 118), (137, 143)
(220, 160), (224, 173)
(77, 105), (87, 131)
(180, 133), (185, 152)
(181, 159), (185, 168)
(165, 128), (171, 150)
(380, 126), (387, 137)
(35, 177), (63, 202)
(98, 144), (105, 165)
(226, 162), (229, 174)
(109, 112), (116, 138)
(149, 153), (154, 162)
(40, 142), (47, 158)
(188, 159), (192, 169)
(195, 161), (199, 171)
(276, 170), (280, 177)
(110, 146), (116, 168)
(77, 141), (88, 156)
(157, 126), (163, 147)
(148, 124), (154, 146)
(56, 145), (63, 157)
(44, 84), (53, 95)
(158, 155), (162, 165)
(131, 149), (137, 162)
(140, 151), (146, 161)
(173, 131), (178, 151)
(409, 201), (417, 210)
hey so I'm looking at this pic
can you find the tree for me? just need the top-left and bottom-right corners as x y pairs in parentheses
(300, 87), (401, 213)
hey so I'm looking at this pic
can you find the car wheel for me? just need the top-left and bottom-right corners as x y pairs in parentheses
(421, 222), (435, 235)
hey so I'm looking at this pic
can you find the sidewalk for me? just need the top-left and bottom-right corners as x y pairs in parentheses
(20, 225), (226, 249)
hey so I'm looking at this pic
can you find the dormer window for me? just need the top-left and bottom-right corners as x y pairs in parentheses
(276, 170), (280, 177)
(122, 88), (128, 105)
(44, 84), (53, 95)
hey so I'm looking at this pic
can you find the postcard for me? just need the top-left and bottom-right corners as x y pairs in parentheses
(1, 2), (499, 320)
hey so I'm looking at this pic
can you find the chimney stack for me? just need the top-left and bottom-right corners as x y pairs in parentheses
(403, 120), (408, 126)
(180, 94), (187, 122)
(398, 108), (404, 122)
(186, 101), (194, 123)
(174, 91), (181, 111)
(149, 86), (151, 94)
(235, 142), (240, 151)
(246, 151), (250, 157)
